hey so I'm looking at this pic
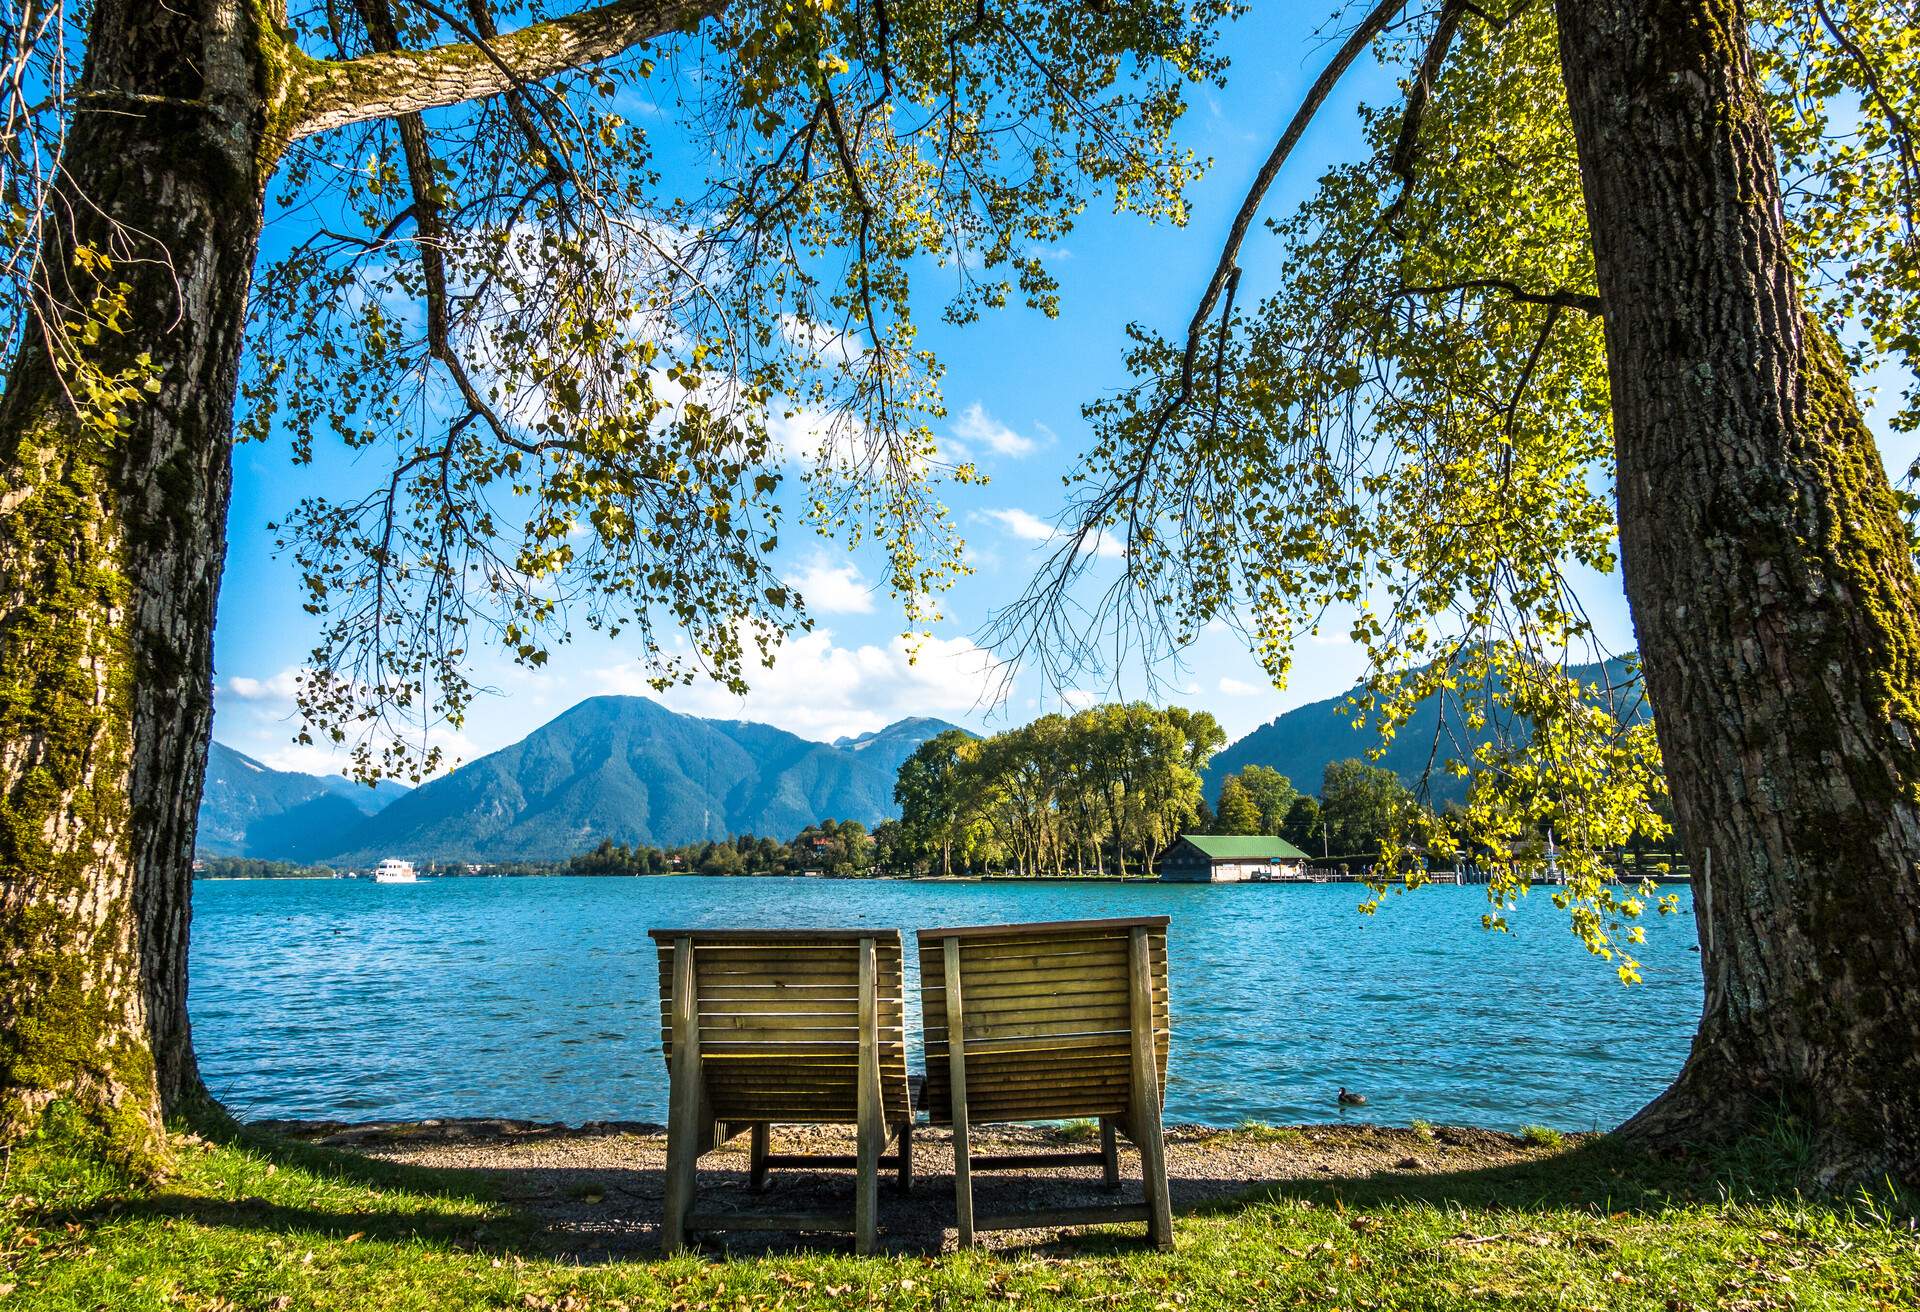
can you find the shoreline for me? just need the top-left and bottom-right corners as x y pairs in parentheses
(249, 1116), (1580, 1256)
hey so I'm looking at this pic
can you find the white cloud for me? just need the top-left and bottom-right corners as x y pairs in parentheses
(1217, 676), (1263, 696)
(790, 558), (876, 614)
(980, 507), (1125, 560)
(983, 506), (1056, 542)
(591, 628), (1008, 742)
(225, 669), (303, 702)
(951, 403), (1042, 458)
(768, 405), (873, 468)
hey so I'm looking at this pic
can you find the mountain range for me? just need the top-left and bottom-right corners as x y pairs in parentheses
(199, 700), (964, 864)
(1202, 655), (1647, 806)
(201, 658), (1646, 863)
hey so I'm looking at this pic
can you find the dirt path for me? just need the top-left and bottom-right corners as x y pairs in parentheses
(256, 1118), (1568, 1259)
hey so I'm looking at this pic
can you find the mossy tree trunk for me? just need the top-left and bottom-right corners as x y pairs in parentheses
(0, 0), (272, 1165)
(1555, 0), (1920, 1183)
(0, 0), (722, 1169)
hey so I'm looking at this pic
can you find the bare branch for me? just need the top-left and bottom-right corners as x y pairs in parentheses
(1166, 0), (1409, 426)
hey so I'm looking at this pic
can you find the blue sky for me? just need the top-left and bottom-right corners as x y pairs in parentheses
(209, 6), (1889, 778)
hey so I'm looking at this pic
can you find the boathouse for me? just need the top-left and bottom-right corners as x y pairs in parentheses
(1159, 833), (1310, 882)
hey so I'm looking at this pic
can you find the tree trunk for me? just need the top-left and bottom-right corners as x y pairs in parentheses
(1555, 0), (1920, 1183)
(0, 0), (271, 1165)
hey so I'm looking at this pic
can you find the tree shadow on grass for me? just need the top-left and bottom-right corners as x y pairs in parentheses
(40, 1115), (1865, 1265)
(1198, 1127), (1855, 1224)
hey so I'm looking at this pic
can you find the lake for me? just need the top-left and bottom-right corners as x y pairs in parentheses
(189, 875), (1702, 1132)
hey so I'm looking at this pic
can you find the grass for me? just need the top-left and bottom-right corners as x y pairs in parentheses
(1523, 1125), (1568, 1149)
(3, 1120), (1917, 1311)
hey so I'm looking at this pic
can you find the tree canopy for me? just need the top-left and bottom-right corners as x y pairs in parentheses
(245, 0), (1233, 776)
(893, 702), (1223, 875)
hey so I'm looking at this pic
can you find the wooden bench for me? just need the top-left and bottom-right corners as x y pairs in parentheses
(650, 928), (917, 1254)
(917, 916), (1173, 1249)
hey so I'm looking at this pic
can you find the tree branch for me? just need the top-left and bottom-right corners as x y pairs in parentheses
(1057, 0), (1410, 554)
(1390, 278), (1601, 315)
(290, 0), (725, 143)
(1168, 0), (1409, 417)
(1381, 0), (1465, 226)
(1810, 0), (1918, 239)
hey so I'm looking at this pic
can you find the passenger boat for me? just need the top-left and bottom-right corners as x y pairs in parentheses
(372, 858), (418, 884)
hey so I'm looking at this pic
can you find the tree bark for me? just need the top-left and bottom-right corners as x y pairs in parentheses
(0, 0), (269, 1164)
(1555, 0), (1920, 1183)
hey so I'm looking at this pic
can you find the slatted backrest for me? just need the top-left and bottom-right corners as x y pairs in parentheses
(917, 917), (1170, 1125)
(650, 929), (912, 1125)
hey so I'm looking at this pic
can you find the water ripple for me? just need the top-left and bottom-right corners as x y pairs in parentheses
(190, 876), (1698, 1131)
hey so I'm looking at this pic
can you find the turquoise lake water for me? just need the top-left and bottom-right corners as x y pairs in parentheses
(189, 875), (1702, 1132)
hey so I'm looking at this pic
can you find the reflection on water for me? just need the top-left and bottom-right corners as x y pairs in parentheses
(190, 875), (1699, 1131)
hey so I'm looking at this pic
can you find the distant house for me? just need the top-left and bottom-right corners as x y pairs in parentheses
(1159, 834), (1310, 883)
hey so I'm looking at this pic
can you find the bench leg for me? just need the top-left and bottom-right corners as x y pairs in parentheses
(749, 1123), (771, 1191)
(896, 1119), (915, 1193)
(1100, 1117), (1120, 1190)
(943, 938), (975, 1247)
(854, 936), (883, 1256)
(1136, 1101), (1172, 1250)
(662, 937), (702, 1254)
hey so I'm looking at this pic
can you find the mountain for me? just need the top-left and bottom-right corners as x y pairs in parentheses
(197, 742), (409, 861)
(324, 699), (964, 863)
(832, 716), (977, 779)
(1205, 656), (1647, 806)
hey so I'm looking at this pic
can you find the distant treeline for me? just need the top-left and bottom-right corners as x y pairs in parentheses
(1208, 759), (1414, 859)
(568, 819), (890, 878)
(194, 857), (333, 880)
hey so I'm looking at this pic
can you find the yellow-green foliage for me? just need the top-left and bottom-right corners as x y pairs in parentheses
(1760, 1), (1920, 439)
(1074, 8), (1678, 973)
(1063, 3), (1920, 977)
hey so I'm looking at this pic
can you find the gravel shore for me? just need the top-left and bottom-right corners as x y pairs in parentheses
(253, 1117), (1568, 1259)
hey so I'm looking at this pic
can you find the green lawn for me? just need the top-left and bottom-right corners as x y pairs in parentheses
(3, 1120), (1915, 1311)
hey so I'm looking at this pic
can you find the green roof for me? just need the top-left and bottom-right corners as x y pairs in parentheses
(1176, 833), (1309, 861)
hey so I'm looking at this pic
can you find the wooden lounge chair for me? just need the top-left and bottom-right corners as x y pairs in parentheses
(916, 915), (1173, 1249)
(650, 928), (917, 1254)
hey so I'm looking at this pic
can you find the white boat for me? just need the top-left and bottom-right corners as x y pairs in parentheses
(372, 858), (418, 884)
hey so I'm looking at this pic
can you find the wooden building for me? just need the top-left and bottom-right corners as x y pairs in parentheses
(1158, 833), (1310, 882)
